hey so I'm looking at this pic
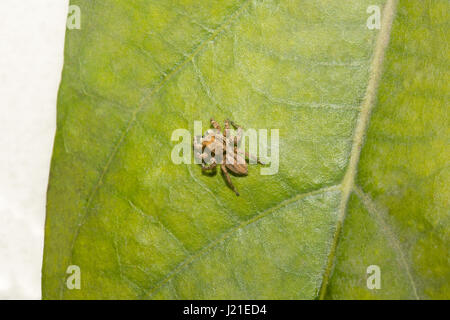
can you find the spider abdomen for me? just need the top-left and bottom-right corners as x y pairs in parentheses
(225, 152), (248, 175)
(225, 163), (248, 175)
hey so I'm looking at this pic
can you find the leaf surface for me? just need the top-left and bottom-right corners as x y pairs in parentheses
(42, 0), (448, 299)
(325, 0), (450, 299)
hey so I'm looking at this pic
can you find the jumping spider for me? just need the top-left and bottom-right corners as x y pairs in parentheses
(194, 118), (264, 196)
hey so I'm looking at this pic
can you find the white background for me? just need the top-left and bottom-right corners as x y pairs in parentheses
(0, 0), (68, 299)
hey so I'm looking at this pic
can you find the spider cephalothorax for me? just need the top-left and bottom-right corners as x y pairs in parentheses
(194, 118), (263, 196)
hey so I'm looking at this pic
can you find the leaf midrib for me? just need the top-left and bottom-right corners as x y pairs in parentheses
(318, 0), (399, 299)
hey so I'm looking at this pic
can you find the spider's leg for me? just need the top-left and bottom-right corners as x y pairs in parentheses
(228, 120), (262, 163)
(227, 120), (244, 145)
(202, 162), (217, 171)
(224, 119), (230, 137)
(232, 127), (243, 146)
(233, 146), (264, 165)
(231, 146), (243, 164)
(228, 119), (243, 130)
(210, 118), (221, 131)
(245, 151), (265, 165)
(194, 134), (206, 149)
(221, 164), (240, 196)
(225, 136), (236, 159)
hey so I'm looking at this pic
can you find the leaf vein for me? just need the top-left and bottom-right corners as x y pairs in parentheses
(354, 185), (420, 299)
(143, 184), (341, 299)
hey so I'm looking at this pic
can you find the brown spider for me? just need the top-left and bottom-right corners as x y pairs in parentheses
(194, 118), (263, 196)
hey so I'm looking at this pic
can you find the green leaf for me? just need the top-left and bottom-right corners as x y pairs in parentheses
(42, 0), (448, 299)
(325, 0), (450, 299)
